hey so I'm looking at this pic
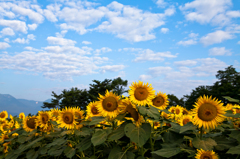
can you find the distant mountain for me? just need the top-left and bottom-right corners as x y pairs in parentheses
(0, 94), (51, 117)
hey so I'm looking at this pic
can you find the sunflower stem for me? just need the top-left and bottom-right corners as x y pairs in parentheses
(150, 124), (154, 151)
(200, 126), (203, 140)
(141, 146), (144, 157)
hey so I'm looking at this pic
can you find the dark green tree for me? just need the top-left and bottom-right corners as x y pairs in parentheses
(41, 77), (128, 110)
(167, 94), (185, 107)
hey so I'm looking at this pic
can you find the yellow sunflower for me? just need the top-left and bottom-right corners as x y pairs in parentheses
(23, 116), (38, 132)
(58, 107), (76, 130)
(195, 149), (219, 159)
(152, 92), (169, 110)
(125, 107), (144, 127)
(120, 97), (137, 113)
(0, 122), (9, 132)
(73, 107), (85, 129)
(19, 112), (25, 119)
(178, 115), (192, 126)
(86, 101), (101, 118)
(161, 111), (170, 119)
(174, 105), (183, 118)
(182, 108), (189, 115)
(37, 111), (51, 130)
(0, 132), (9, 143)
(128, 81), (155, 106)
(50, 108), (61, 121)
(168, 106), (176, 114)
(0, 111), (8, 121)
(3, 142), (10, 153)
(96, 90), (124, 119)
(192, 95), (226, 130)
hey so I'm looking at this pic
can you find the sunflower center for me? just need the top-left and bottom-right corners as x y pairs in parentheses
(134, 88), (149, 101)
(41, 114), (49, 124)
(152, 96), (164, 107)
(198, 103), (218, 121)
(183, 119), (190, 125)
(27, 117), (37, 129)
(154, 122), (159, 126)
(102, 96), (118, 111)
(175, 109), (180, 114)
(75, 112), (82, 124)
(0, 113), (5, 118)
(201, 154), (212, 159)
(91, 106), (99, 115)
(63, 112), (74, 124)
(129, 108), (139, 121)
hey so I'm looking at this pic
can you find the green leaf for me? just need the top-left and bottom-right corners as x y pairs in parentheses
(25, 136), (44, 149)
(75, 127), (91, 136)
(124, 123), (151, 147)
(223, 96), (239, 103)
(108, 146), (135, 159)
(17, 135), (28, 143)
(76, 136), (92, 151)
(192, 137), (217, 150)
(162, 130), (184, 144)
(26, 149), (39, 159)
(180, 122), (196, 133)
(89, 116), (106, 125)
(224, 110), (240, 118)
(226, 145), (240, 154)
(39, 146), (48, 155)
(214, 136), (237, 151)
(228, 130), (240, 142)
(48, 145), (66, 156)
(137, 106), (148, 115)
(91, 129), (109, 146)
(151, 148), (181, 158)
(64, 147), (76, 159)
(108, 121), (129, 141)
(46, 137), (67, 148)
(5, 151), (19, 159)
(138, 106), (160, 120)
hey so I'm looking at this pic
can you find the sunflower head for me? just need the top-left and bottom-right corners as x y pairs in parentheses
(73, 107), (85, 129)
(58, 107), (76, 130)
(0, 111), (8, 121)
(174, 105), (183, 117)
(192, 95), (226, 130)
(37, 111), (51, 130)
(50, 108), (61, 121)
(128, 81), (155, 106)
(152, 92), (169, 110)
(120, 97), (137, 114)
(96, 90), (123, 119)
(23, 116), (38, 132)
(19, 112), (25, 119)
(178, 115), (192, 126)
(86, 101), (101, 118)
(195, 149), (219, 159)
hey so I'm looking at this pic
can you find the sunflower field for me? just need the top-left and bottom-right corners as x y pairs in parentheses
(0, 81), (240, 159)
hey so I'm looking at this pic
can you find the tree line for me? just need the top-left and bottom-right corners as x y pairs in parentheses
(42, 65), (240, 111)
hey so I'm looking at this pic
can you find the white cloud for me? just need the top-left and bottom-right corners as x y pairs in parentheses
(209, 47), (232, 56)
(0, 19), (28, 33)
(24, 46), (41, 51)
(0, 42), (10, 50)
(189, 33), (198, 38)
(82, 41), (92, 45)
(161, 28), (169, 34)
(12, 34), (36, 44)
(0, 27), (15, 36)
(43, 9), (58, 22)
(100, 65), (125, 73)
(28, 23), (38, 30)
(174, 60), (197, 66)
(177, 39), (197, 46)
(27, 34), (36, 40)
(200, 30), (233, 46)
(4, 38), (10, 43)
(226, 10), (240, 18)
(155, 0), (167, 8)
(238, 41), (240, 44)
(47, 36), (77, 46)
(179, 0), (232, 26)
(94, 47), (112, 55)
(139, 74), (152, 81)
(148, 66), (172, 77)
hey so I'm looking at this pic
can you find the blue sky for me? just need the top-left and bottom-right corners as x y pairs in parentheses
(0, 0), (240, 102)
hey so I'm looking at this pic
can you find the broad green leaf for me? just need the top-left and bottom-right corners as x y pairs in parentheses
(26, 149), (38, 159)
(75, 127), (91, 136)
(222, 96), (239, 103)
(108, 121), (129, 141)
(25, 136), (44, 149)
(192, 137), (217, 150)
(91, 129), (108, 146)
(180, 122), (196, 133)
(46, 137), (67, 148)
(151, 148), (181, 158)
(39, 146), (48, 155)
(64, 147), (76, 159)
(137, 106), (148, 115)
(224, 110), (240, 118)
(5, 151), (19, 159)
(108, 146), (135, 159)
(48, 145), (66, 156)
(124, 123), (151, 147)
(163, 130), (184, 144)
(89, 116), (106, 125)
(226, 145), (240, 154)
(228, 130), (240, 142)
(76, 136), (92, 151)
(214, 136), (237, 151)
(147, 106), (160, 119)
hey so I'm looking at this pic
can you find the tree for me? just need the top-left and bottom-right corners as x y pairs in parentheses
(167, 94), (185, 107)
(42, 77), (128, 110)
(183, 85), (212, 110)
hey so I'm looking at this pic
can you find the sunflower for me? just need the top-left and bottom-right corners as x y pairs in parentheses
(96, 90), (124, 119)
(182, 108), (189, 115)
(19, 112), (25, 119)
(0, 122), (9, 132)
(195, 149), (219, 159)
(3, 142), (10, 153)
(58, 107), (76, 130)
(0, 111), (8, 121)
(86, 101), (101, 118)
(0, 132), (9, 143)
(152, 92), (169, 110)
(23, 116), (38, 132)
(120, 97), (137, 113)
(174, 105), (183, 118)
(73, 107), (85, 129)
(192, 95), (225, 130)
(178, 115), (192, 126)
(161, 111), (170, 119)
(128, 81), (155, 106)
(37, 111), (51, 130)
(168, 106), (175, 114)
(50, 108), (61, 121)
(125, 107), (144, 127)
